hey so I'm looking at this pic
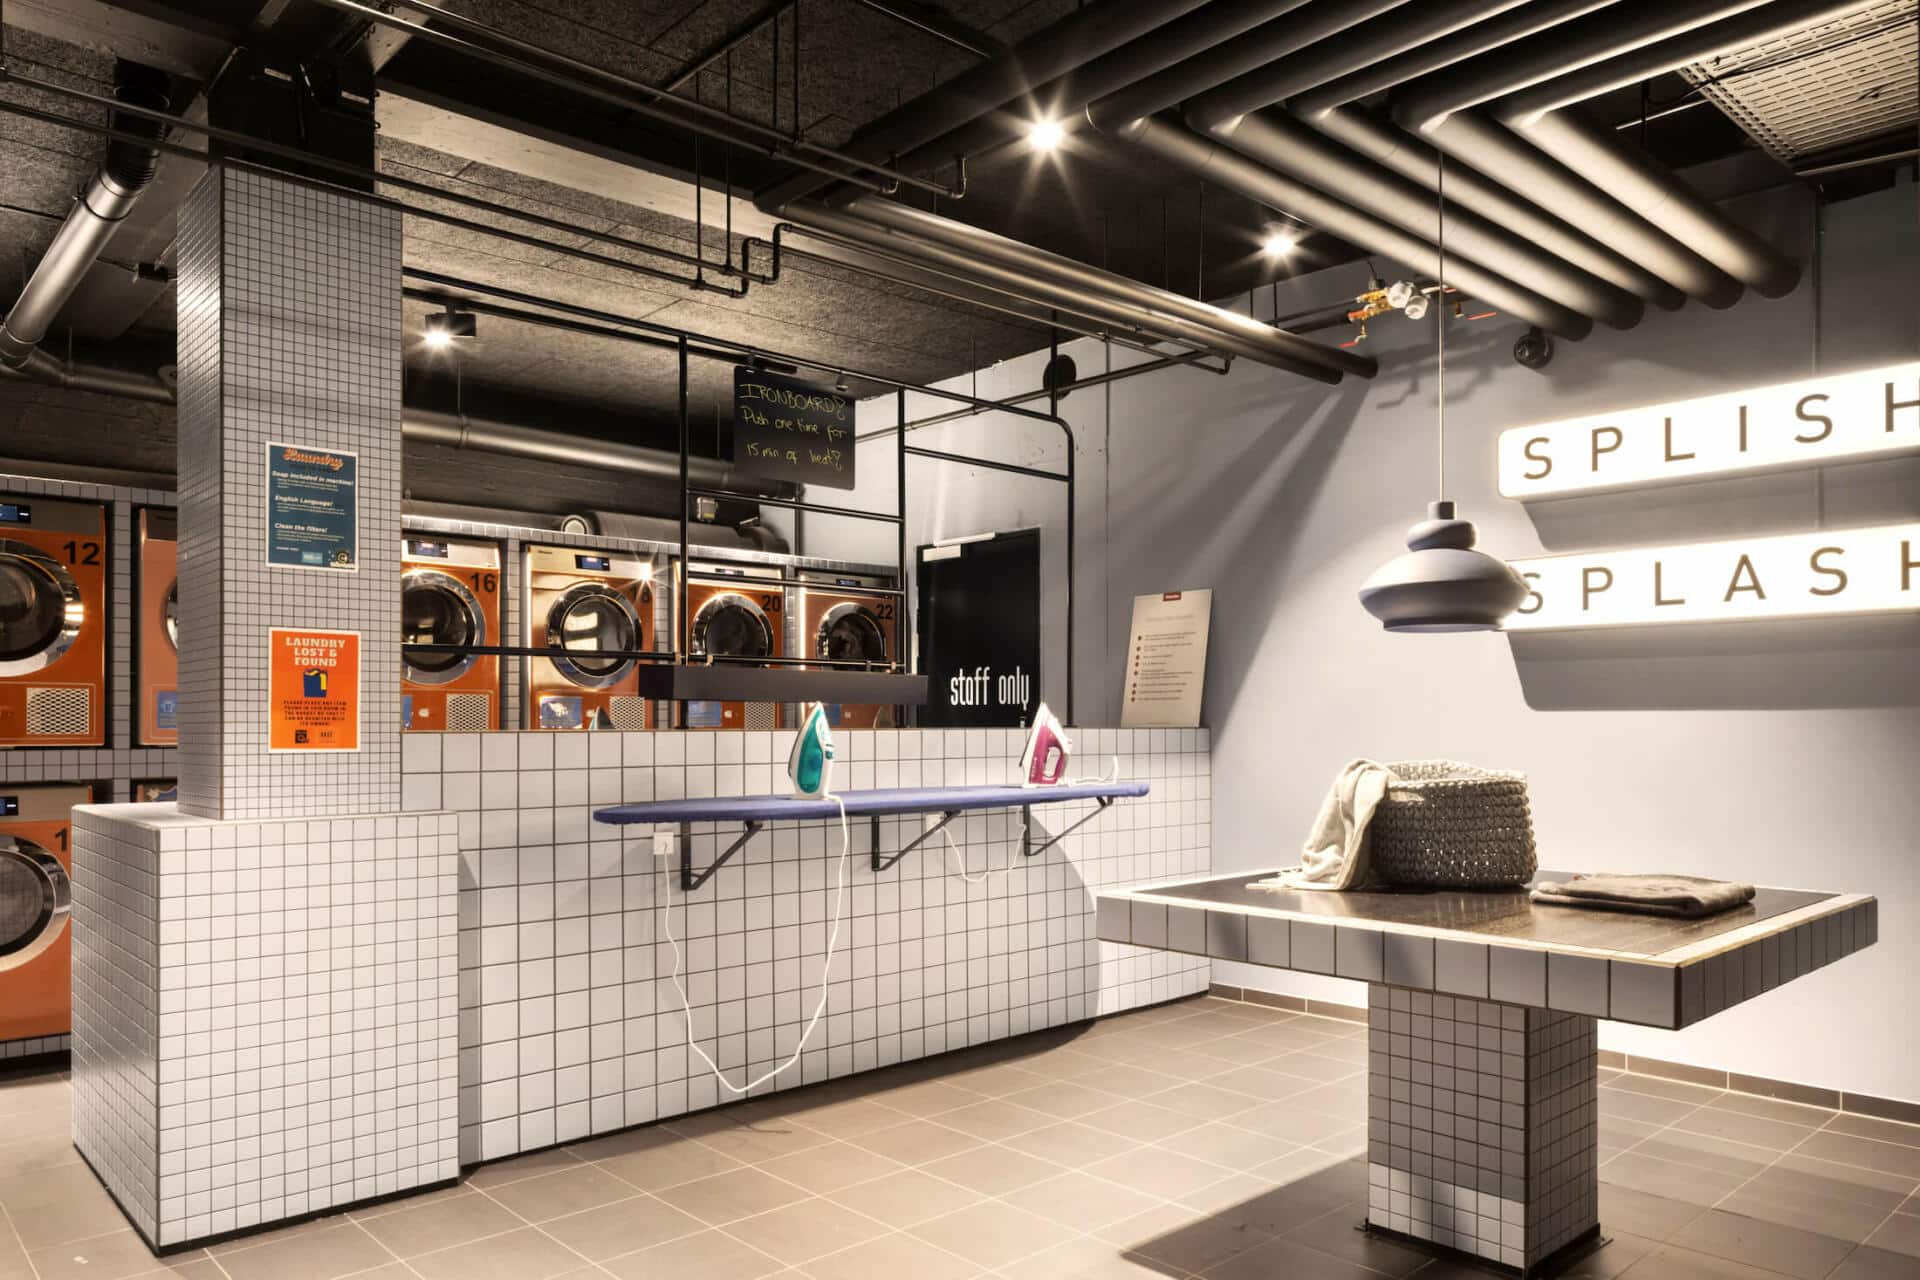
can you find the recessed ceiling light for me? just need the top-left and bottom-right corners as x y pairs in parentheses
(422, 327), (454, 350)
(423, 306), (477, 349)
(1261, 229), (1299, 258)
(1028, 118), (1065, 151)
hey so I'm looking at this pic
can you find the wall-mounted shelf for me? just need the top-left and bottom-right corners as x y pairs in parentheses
(632, 664), (929, 707)
(594, 782), (1149, 890)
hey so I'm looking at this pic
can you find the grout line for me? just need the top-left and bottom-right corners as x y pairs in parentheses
(0, 1204), (43, 1280)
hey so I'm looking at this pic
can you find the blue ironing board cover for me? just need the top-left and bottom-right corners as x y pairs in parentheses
(593, 781), (1149, 826)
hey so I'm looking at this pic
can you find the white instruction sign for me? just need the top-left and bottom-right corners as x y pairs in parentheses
(1121, 589), (1211, 728)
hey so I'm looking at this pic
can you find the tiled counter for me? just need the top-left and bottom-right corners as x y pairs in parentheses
(70, 804), (462, 1248)
(1096, 871), (1877, 1275)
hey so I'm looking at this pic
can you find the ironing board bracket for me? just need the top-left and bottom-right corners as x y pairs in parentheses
(681, 820), (763, 892)
(873, 809), (962, 872)
(1023, 795), (1116, 858)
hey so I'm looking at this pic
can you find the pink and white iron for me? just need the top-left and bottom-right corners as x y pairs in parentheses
(1019, 703), (1072, 787)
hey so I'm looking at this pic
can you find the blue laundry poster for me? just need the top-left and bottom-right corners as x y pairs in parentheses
(266, 442), (358, 571)
(155, 690), (178, 730)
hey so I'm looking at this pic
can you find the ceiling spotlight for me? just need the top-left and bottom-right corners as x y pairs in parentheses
(834, 371), (850, 394)
(423, 306), (476, 349)
(1261, 229), (1298, 258)
(1028, 118), (1065, 151)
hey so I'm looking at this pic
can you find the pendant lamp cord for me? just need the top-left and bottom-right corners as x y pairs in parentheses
(1436, 154), (1446, 500)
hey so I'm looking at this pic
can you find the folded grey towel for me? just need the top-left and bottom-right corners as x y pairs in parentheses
(1530, 874), (1755, 918)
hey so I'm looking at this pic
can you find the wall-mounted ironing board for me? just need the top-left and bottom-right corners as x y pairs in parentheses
(595, 781), (1149, 890)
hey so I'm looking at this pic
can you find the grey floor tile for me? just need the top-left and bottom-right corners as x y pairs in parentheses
(1106, 1200), (1271, 1274)
(464, 1146), (585, 1189)
(216, 1222), (397, 1280)
(600, 1228), (784, 1280)
(721, 1198), (887, 1265)
(823, 1168), (983, 1228)
(1668, 1106), (1820, 1152)
(1088, 1146), (1240, 1200)
(907, 1199), (1078, 1271)
(1199, 1233), (1383, 1280)
(1826, 1112), (1920, 1150)
(538, 1192), (705, 1261)
(756, 1141), (909, 1194)
(1598, 1183), (1709, 1242)
(1600, 1152), (1748, 1208)
(1828, 1245), (1920, 1280)
(1015, 1170), (1164, 1230)
(356, 1189), (522, 1257)
(799, 1229), (979, 1280)
(846, 1118), (982, 1166)
(931, 1098), (1055, 1142)
(1862, 1210), (1920, 1258)
(407, 1226), (583, 1280)
(1668, 1209), (1854, 1279)
(597, 1134), (746, 1192)
(921, 1144), (1063, 1197)
(1611, 1242), (1784, 1279)
(655, 1167), (814, 1225)
(1797, 1131), (1920, 1180)
(1000, 1120), (1140, 1167)
(482, 1163), (637, 1223)
(26, 1227), (197, 1280)
(1283, 1207), (1434, 1278)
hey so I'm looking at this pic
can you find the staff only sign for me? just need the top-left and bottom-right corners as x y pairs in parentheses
(1505, 524), (1920, 630)
(268, 627), (361, 751)
(1498, 361), (1920, 499)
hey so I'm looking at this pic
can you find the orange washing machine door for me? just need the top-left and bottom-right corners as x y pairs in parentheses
(0, 783), (89, 1041)
(138, 508), (179, 746)
(0, 496), (108, 747)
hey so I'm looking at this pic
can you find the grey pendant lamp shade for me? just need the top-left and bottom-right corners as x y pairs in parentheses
(1358, 156), (1526, 633)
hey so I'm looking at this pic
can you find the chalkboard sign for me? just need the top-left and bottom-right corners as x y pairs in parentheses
(732, 366), (855, 490)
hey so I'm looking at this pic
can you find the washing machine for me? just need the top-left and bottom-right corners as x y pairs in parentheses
(796, 569), (900, 729)
(525, 544), (657, 731)
(402, 535), (503, 732)
(136, 507), (178, 746)
(133, 779), (177, 803)
(680, 561), (787, 731)
(0, 495), (106, 748)
(0, 782), (89, 1042)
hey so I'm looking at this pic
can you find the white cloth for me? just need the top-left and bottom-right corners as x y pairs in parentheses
(1276, 758), (1392, 891)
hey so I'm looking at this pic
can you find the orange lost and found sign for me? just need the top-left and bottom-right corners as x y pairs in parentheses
(268, 627), (361, 751)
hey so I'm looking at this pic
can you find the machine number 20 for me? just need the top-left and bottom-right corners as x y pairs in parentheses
(62, 540), (102, 566)
(760, 593), (782, 613)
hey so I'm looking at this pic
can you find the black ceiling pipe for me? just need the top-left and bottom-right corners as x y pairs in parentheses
(1200, 112), (1640, 329)
(1390, 0), (1788, 306)
(1084, 0), (1414, 132)
(830, 194), (1380, 375)
(1491, 0), (1867, 297)
(889, 0), (1326, 172)
(1184, 0), (1532, 133)
(1286, 0), (1680, 308)
(755, 0), (1213, 209)
(780, 201), (1364, 383)
(1108, 116), (1593, 340)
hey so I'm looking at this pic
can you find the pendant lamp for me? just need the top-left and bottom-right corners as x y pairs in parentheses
(1358, 156), (1527, 633)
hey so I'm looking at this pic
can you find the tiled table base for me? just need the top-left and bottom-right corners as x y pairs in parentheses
(1366, 985), (1599, 1275)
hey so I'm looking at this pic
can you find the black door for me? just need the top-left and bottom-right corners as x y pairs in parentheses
(916, 529), (1040, 728)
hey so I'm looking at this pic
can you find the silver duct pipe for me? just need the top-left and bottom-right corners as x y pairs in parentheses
(893, 0), (1327, 170)
(1108, 116), (1592, 338)
(0, 355), (789, 496)
(1491, 0), (1864, 297)
(778, 202), (1363, 383)
(1184, 0), (1533, 132)
(1390, 0), (1792, 306)
(1284, 1), (1675, 307)
(755, 0), (1213, 209)
(828, 196), (1378, 377)
(1195, 114), (1639, 330)
(0, 65), (169, 371)
(1085, 0), (1412, 131)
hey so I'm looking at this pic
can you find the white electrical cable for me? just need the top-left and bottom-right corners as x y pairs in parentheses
(942, 821), (1013, 884)
(659, 792), (852, 1096)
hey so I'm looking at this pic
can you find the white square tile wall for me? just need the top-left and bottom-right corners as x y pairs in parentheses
(401, 726), (1211, 1163)
(69, 803), (462, 1248)
(175, 165), (404, 820)
(1367, 985), (1599, 1270)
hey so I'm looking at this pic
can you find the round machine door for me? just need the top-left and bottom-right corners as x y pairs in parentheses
(817, 601), (887, 666)
(402, 569), (487, 684)
(0, 540), (82, 678)
(0, 836), (71, 972)
(548, 582), (642, 688)
(692, 592), (773, 662)
(163, 579), (179, 652)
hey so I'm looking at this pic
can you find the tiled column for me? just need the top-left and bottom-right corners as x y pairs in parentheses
(72, 163), (460, 1252)
(1366, 985), (1599, 1274)
(176, 164), (403, 820)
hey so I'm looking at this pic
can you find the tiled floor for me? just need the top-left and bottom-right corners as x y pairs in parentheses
(3, 997), (1916, 1280)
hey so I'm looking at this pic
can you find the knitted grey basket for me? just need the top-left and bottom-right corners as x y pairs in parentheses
(1370, 760), (1538, 889)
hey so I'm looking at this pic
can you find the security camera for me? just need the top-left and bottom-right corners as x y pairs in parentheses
(1513, 326), (1553, 371)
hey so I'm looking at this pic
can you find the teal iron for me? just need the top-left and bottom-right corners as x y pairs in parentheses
(788, 701), (836, 799)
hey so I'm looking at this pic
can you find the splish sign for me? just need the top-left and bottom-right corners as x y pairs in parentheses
(731, 366), (855, 490)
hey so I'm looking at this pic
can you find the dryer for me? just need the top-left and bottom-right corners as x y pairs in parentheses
(402, 535), (503, 732)
(526, 544), (657, 731)
(796, 569), (899, 729)
(680, 561), (787, 731)
(0, 782), (89, 1042)
(136, 507), (178, 746)
(0, 495), (106, 747)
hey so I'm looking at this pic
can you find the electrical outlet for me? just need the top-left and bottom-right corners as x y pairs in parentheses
(653, 830), (675, 858)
